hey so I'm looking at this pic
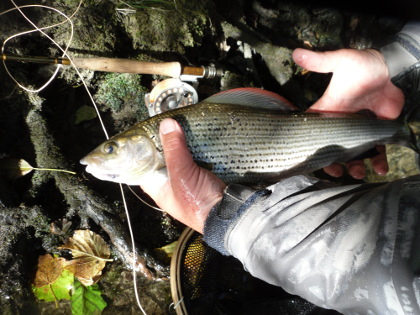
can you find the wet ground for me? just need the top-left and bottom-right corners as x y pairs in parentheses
(0, 0), (418, 314)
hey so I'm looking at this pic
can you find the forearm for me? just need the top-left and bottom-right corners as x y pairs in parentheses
(203, 175), (420, 314)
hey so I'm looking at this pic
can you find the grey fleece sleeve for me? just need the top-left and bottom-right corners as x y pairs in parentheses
(380, 22), (420, 78)
(380, 21), (420, 117)
(204, 175), (420, 314)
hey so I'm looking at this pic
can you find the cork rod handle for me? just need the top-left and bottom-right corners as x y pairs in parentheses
(72, 57), (182, 77)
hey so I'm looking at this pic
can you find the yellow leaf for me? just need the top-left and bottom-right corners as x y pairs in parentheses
(59, 230), (112, 286)
(0, 158), (76, 179)
(0, 158), (34, 179)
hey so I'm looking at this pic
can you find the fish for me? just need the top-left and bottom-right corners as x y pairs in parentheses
(80, 88), (420, 185)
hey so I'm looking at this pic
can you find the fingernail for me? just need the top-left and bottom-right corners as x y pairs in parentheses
(299, 53), (308, 60)
(160, 118), (177, 135)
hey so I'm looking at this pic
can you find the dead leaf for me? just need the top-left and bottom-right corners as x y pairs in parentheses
(33, 254), (66, 288)
(0, 158), (75, 179)
(303, 40), (313, 48)
(50, 218), (72, 235)
(59, 230), (112, 286)
(0, 158), (34, 179)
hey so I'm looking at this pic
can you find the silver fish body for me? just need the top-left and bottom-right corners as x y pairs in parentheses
(80, 102), (418, 185)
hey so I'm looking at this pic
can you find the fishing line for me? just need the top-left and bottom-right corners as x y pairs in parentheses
(2, 1), (147, 313)
(127, 185), (164, 211)
(2, 0), (109, 139)
(1, 2), (77, 93)
(119, 183), (147, 315)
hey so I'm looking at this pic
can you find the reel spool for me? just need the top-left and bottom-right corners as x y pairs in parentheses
(145, 78), (198, 117)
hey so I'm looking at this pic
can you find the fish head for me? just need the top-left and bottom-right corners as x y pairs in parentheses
(80, 131), (163, 185)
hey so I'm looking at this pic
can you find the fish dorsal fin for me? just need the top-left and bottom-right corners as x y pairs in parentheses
(202, 87), (297, 111)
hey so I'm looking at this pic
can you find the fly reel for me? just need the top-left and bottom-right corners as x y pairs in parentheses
(145, 79), (198, 117)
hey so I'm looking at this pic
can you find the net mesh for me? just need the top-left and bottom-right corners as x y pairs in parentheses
(172, 228), (341, 315)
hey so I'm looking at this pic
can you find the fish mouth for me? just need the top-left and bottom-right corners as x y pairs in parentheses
(79, 155), (121, 182)
(82, 164), (120, 181)
(79, 154), (105, 166)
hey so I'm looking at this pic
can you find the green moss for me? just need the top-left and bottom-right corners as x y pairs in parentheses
(95, 73), (147, 112)
(119, 0), (210, 53)
(312, 11), (344, 49)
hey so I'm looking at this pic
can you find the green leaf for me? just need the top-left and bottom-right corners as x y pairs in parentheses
(155, 240), (178, 258)
(33, 268), (74, 303)
(71, 281), (107, 315)
(75, 105), (97, 124)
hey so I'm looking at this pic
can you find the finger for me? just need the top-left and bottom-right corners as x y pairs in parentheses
(370, 145), (389, 176)
(323, 164), (344, 177)
(292, 48), (339, 74)
(346, 160), (366, 179)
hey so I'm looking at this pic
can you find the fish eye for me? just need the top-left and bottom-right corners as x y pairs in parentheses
(102, 141), (118, 154)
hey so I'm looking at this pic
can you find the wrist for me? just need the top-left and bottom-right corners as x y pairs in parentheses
(203, 184), (267, 255)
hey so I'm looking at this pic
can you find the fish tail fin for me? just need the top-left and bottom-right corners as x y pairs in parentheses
(411, 125), (420, 169)
(400, 105), (420, 168)
(414, 133), (420, 169)
(406, 121), (420, 170)
(405, 124), (420, 170)
(404, 123), (420, 154)
(398, 106), (420, 152)
(415, 133), (420, 154)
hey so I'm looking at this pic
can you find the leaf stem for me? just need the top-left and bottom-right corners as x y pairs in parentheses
(32, 167), (76, 175)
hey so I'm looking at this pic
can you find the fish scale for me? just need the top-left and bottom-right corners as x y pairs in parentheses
(80, 101), (418, 185)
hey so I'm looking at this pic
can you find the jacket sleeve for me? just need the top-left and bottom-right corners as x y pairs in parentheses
(203, 175), (420, 314)
(380, 22), (420, 79)
(380, 21), (420, 118)
(202, 22), (420, 314)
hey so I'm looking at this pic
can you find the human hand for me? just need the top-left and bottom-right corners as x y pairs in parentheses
(292, 48), (405, 179)
(140, 118), (226, 233)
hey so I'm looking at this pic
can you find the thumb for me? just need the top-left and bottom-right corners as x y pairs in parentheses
(292, 48), (339, 73)
(159, 118), (195, 176)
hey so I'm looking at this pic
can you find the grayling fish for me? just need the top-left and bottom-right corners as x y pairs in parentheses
(80, 88), (420, 185)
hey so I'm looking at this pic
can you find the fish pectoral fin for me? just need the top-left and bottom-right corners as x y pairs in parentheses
(195, 160), (213, 171)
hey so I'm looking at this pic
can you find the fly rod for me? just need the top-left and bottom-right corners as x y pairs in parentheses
(1, 54), (222, 80)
